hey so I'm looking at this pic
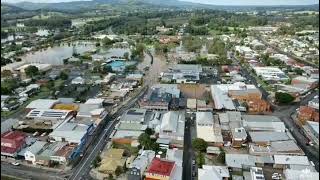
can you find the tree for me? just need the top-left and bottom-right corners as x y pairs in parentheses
(115, 166), (122, 176)
(192, 138), (208, 152)
(145, 128), (154, 136)
(60, 71), (69, 80)
(25, 65), (39, 78)
(293, 68), (304, 75)
(123, 52), (129, 60)
(103, 65), (113, 73)
(275, 92), (295, 104)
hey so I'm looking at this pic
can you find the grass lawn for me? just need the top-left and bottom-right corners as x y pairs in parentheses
(112, 143), (139, 156)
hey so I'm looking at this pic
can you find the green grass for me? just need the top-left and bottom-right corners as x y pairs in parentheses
(112, 143), (139, 156)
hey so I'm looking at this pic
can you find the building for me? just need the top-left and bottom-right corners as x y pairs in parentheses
(145, 158), (176, 180)
(165, 148), (183, 180)
(76, 104), (107, 127)
(25, 99), (59, 111)
(273, 155), (311, 169)
(218, 111), (247, 147)
(303, 121), (319, 145)
(128, 150), (155, 180)
(253, 67), (289, 81)
(245, 99), (271, 114)
(49, 122), (93, 144)
(139, 84), (180, 111)
(98, 149), (127, 176)
(35, 142), (74, 166)
(24, 141), (48, 164)
(198, 165), (230, 180)
(211, 83), (261, 110)
(225, 154), (256, 171)
(84, 98), (105, 106)
(308, 98), (319, 110)
(248, 131), (291, 145)
(250, 167), (265, 180)
(1, 131), (26, 157)
(120, 108), (147, 124)
(297, 106), (319, 125)
(71, 76), (85, 85)
(196, 112), (223, 146)
(291, 76), (318, 90)
(242, 115), (286, 132)
(157, 111), (185, 147)
(160, 64), (203, 84)
(284, 168), (319, 180)
(249, 140), (304, 156)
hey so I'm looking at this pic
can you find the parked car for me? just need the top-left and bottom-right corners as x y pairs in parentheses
(11, 162), (20, 166)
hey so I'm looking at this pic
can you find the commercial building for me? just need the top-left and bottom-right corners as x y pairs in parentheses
(49, 122), (93, 144)
(198, 165), (230, 180)
(160, 64), (203, 84)
(297, 106), (319, 125)
(120, 108), (147, 124)
(250, 167), (265, 180)
(128, 150), (155, 180)
(249, 140), (304, 156)
(248, 131), (291, 145)
(211, 83), (261, 110)
(139, 84), (180, 111)
(291, 76), (318, 90)
(25, 99), (59, 111)
(302, 121), (319, 145)
(284, 168), (319, 180)
(253, 67), (289, 81)
(242, 115), (286, 132)
(273, 155), (311, 169)
(157, 111), (185, 147)
(1, 131), (27, 157)
(196, 112), (223, 146)
(145, 158), (176, 180)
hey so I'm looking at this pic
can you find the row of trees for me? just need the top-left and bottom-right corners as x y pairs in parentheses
(24, 17), (72, 29)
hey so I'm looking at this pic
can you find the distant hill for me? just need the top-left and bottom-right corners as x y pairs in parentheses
(1, 3), (27, 14)
(8, 0), (320, 11)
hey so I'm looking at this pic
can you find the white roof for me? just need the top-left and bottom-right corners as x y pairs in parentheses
(225, 154), (256, 168)
(25, 141), (47, 154)
(161, 111), (179, 132)
(49, 123), (89, 143)
(26, 109), (71, 119)
(84, 98), (104, 105)
(211, 85), (236, 110)
(26, 99), (59, 109)
(198, 165), (230, 180)
(284, 168), (319, 180)
(166, 149), (183, 166)
(196, 112), (213, 125)
(249, 132), (291, 142)
(187, 99), (197, 109)
(274, 155), (310, 165)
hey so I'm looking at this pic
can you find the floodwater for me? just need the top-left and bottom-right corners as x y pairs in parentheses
(20, 41), (96, 65)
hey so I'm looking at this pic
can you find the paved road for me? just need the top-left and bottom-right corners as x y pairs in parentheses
(1, 161), (66, 180)
(69, 86), (148, 180)
(273, 90), (320, 171)
(182, 116), (193, 180)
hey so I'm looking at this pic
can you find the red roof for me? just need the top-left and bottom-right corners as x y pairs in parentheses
(146, 158), (175, 177)
(1, 131), (26, 153)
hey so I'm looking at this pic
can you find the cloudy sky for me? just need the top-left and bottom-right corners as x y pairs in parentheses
(2, 0), (318, 5)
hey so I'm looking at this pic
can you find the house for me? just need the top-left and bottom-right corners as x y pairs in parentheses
(128, 150), (155, 180)
(196, 112), (223, 146)
(198, 165), (230, 180)
(1, 131), (27, 157)
(157, 111), (185, 147)
(145, 158), (176, 180)
(98, 149), (127, 176)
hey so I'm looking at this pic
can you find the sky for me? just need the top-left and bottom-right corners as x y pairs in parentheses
(2, 0), (318, 5)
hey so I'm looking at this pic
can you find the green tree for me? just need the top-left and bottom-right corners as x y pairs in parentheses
(293, 68), (304, 75)
(123, 52), (129, 60)
(59, 71), (69, 80)
(192, 138), (208, 152)
(103, 65), (113, 73)
(275, 92), (295, 104)
(25, 65), (39, 78)
(145, 128), (154, 136)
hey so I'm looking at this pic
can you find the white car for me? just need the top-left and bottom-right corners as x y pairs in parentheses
(11, 162), (20, 166)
